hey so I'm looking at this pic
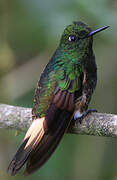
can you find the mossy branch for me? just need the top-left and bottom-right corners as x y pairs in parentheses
(0, 104), (117, 137)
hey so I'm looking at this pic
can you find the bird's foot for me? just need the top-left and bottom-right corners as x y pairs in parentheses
(74, 109), (97, 124)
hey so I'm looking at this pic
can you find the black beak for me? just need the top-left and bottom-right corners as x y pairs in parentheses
(87, 26), (109, 37)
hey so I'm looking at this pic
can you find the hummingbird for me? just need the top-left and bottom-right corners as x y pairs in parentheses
(7, 21), (109, 176)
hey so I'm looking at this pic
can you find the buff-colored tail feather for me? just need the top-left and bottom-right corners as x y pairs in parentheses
(7, 118), (45, 176)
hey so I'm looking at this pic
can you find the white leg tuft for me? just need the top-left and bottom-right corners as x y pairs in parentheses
(74, 111), (83, 120)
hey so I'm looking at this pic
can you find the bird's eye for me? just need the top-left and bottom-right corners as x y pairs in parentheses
(68, 35), (76, 42)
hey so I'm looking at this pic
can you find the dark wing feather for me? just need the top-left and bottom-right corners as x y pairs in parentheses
(24, 89), (74, 175)
(25, 111), (71, 175)
(7, 83), (81, 176)
(7, 87), (75, 176)
(44, 88), (74, 134)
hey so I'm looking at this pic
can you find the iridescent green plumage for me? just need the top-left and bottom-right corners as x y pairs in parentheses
(33, 21), (93, 117)
(8, 21), (109, 176)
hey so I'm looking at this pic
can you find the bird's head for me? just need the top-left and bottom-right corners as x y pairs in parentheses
(60, 21), (109, 57)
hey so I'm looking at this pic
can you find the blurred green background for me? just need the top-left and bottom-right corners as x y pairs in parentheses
(0, 0), (117, 179)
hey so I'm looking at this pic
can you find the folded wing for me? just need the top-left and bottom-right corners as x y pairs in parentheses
(7, 88), (75, 176)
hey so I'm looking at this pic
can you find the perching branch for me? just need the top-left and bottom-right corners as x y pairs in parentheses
(0, 104), (117, 138)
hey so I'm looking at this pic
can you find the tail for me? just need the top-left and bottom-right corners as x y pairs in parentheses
(7, 111), (71, 176)
(7, 117), (45, 176)
(25, 111), (71, 175)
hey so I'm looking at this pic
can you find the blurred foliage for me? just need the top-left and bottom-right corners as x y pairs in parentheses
(0, 0), (117, 180)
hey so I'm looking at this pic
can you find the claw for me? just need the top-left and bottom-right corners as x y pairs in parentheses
(86, 109), (97, 115)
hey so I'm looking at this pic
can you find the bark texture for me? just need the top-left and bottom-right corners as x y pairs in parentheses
(0, 104), (117, 137)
